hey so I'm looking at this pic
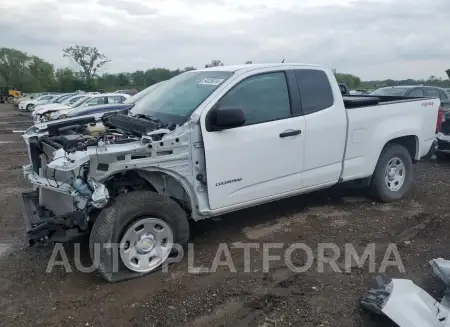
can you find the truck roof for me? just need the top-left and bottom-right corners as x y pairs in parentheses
(195, 63), (326, 73)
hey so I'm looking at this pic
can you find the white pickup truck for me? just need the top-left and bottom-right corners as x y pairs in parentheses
(20, 63), (441, 282)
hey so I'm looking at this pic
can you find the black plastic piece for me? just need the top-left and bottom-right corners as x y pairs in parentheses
(280, 129), (301, 138)
(28, 136), (42, 174)
(97, 163), (109, 171)
(46, 116), (96, 136)
(103, 114), (157, 136)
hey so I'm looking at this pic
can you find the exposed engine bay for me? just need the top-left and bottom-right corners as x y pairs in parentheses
(22, 113), (195, 244)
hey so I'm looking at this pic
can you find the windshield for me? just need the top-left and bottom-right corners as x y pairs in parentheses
(63, 95), (84, 105)
(370, 87), (409, 96)
(58, 94), (74, 103)
(124, 82), (165, 104)
(53, 94), (69, 103)
(70, 96), (90, 108)
(130, 71), (233, 125)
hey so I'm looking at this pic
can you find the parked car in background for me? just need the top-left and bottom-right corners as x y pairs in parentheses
(33, 93), (76, 110)
(32, 93), (78, 112)
(115, 89), (138, 96)
(371, 86), (450, 111)
(13, 92), (52, 107)
(65, 81), (166, 119)
(18, 94), (60, 111)
(32, 93), (130, 122)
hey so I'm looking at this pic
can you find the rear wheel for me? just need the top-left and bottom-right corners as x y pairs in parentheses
(368, 144), (413, 202)
(89, 191), (189, 282)
(7, 96), (14, 104)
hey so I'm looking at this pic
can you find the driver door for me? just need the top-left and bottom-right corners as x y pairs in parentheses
(200, 70), (306, 210)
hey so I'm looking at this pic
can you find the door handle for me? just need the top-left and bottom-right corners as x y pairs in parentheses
(279, 129), (302, 138)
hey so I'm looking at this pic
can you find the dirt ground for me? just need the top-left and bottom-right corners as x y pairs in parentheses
(0, 103), (449, 327)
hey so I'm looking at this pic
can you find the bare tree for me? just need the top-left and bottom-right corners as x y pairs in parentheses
(63, 45), (110, 81)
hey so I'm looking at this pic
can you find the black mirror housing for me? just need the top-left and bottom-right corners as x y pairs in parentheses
(209, 107), (246, 131)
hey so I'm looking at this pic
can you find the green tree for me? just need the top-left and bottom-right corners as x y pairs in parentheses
(0, 48), (31, 89)
(335, 72), (361, 89)
(116, 73), (130, 87)
(62, 45), (110, 84)
(55, 68), (85, 92)
(183, 66), (196, 72)
(205, 60), (224, 68)
(144, 68), (176, 85)
(27, 56), (55, 91)
(130, 70), (146, 89)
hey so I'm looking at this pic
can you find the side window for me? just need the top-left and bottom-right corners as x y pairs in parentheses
(438, 90), (448, 100)
(108, 96), (124, 103)
(218, 72), (291, 125)
(406, 88), (424, 97)
(294, 69), (334, 114)
(86, 97), (103, 106)
(424, 88), (439, 98)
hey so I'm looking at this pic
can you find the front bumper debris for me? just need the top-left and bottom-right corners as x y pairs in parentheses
(20, 191), (48, 246)
(361, 259), (450, 327)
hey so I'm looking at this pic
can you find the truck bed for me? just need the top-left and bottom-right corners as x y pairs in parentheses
(343, 95), (428, 109)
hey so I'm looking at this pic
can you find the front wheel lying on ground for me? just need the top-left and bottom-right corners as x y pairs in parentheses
(368, 143), (413, 202)
(89, 191), (190, 282)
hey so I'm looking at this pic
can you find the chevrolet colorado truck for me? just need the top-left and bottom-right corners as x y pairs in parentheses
(20, 63), (441, 282)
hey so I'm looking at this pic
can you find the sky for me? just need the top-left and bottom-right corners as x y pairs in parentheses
(1, 0), (449, 80)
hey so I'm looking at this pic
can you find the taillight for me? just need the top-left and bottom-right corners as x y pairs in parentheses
(436, 106), (444, 134)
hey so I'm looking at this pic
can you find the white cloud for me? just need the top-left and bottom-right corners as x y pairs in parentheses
(1, 0), (449, 80)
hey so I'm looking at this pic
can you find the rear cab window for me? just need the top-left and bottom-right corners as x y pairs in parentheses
(294, 69), (334, 114)
(406, 88), (424, 97)
(424, 88), (440, 98)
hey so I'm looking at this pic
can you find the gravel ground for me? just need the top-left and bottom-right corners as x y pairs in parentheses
(0, 103), (449, 327)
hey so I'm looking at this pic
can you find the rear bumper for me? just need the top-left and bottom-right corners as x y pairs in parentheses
(436, 133), (450, 153)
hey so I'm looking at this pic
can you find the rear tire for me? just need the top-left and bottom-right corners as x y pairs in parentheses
(89, 191), (189, 282)
(7, 96), (14, 104)
(368, 144), (413, 202)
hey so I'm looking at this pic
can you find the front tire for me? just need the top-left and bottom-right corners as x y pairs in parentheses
(26, 104), (34, 111)
(368, 144), (413, 202)
(89, 191), (189, 282)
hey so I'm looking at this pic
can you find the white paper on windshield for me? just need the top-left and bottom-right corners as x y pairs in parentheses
(199, 78), (225, 86)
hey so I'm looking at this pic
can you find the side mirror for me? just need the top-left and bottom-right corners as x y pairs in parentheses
(209, 107), (246, 131)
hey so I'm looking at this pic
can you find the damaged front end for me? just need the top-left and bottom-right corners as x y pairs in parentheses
(361, 259), (450, 327)
(21, 113), (191, 245)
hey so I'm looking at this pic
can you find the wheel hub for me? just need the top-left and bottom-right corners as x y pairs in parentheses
(384, 156), (406, 192)
(388, 167), (397, 180)
(119, 217), (174, 273)
(135, 234), (156, 254)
